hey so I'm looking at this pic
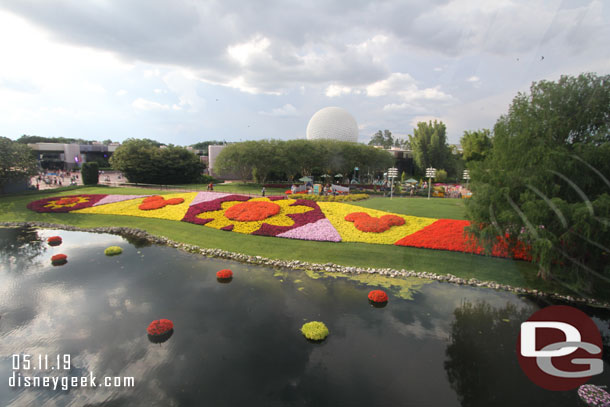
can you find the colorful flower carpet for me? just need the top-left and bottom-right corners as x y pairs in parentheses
(27, 193), (530, 260)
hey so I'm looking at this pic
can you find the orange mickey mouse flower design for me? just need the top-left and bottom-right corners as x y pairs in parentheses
(344, 212), (405, 233)
(139, 195), (185, 210)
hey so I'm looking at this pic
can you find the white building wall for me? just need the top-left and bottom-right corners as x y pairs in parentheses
(207, 145), (226, 177)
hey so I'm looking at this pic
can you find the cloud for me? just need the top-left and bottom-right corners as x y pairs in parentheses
(116, 89), (127, 96)
(466, 76), (480, 82)
(325, 85), (352, 97)
(258, 103), (298, 117)
(131, 98), (171, 111)
(227, 35), (271, 66)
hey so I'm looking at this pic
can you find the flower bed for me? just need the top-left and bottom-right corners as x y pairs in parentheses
(294, 194), (369, 202)
(27, 193), (531, 260)
(319, 202), (436, 245)
(183, 196), (337, 241)
(394, 219), (531, 260)
(27, 194), (107, 213)
(73, 193), (198, 221)
(345, 212), (405, 233)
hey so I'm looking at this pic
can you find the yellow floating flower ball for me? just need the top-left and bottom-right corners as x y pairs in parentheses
(104, 246), (123, 256)
(301, 321), (329, 341)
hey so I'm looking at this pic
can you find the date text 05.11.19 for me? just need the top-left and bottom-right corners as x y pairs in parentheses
(12, 354), (71, 371)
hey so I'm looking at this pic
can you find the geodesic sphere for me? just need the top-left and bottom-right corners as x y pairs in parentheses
(306, 107), (359, 142)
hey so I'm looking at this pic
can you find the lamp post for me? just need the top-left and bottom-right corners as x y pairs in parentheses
(425, 167), (436, 199)
(463, 169), (470, 189)
(388, 167), (398, 199)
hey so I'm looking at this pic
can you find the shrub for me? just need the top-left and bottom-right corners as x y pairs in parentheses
(81, 162), (99, 185)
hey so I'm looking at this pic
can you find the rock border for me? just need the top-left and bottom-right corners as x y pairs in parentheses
(2, 221), (608, 308)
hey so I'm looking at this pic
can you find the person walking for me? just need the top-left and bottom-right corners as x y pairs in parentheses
(261, 186), (266, 197)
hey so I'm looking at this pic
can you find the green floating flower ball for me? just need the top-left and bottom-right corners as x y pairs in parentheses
(301, 321), (329, 341)
(104, 246), (123, 256)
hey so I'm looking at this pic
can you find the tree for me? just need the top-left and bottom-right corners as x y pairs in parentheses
(109, 139), (203, 184)
(460, 129), (493, 162)
(409, 120), (452, 175)
(466, 73), (610, 295)
(191, 140), (224, 154)
(0, 137), (38, 191)
(368, 130), (394, 148)
(81, 162), (99, 185)
(214, 139), (393, 183)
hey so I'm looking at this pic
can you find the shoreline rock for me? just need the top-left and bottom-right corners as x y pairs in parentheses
(2, 221), (608, 308)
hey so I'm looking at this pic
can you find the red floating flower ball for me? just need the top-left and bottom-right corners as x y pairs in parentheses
(51, 253), (68, 266)
(368, 290), (388, 304)
(47, 236), (62, 246)
(216, 269), (233, 280)
(147, 319), (174, 343)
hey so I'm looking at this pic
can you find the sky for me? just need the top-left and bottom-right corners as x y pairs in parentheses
(0, 0), (608, 146)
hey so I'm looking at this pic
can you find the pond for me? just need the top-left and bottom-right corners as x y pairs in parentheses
(0, 227), (608, 406)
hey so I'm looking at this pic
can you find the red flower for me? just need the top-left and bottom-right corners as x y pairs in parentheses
(368, 290), (388, 303)
(47, 236), (62, 246)
(224, 201), (281, 221)
(147, 319), (174, 336)
(345, 212), (405, 233)
(216, 269), (233, 279)
(139, 195), (185, 210)
(51, 253), (68, 266)
(51, 254), (67, 262)
(394, 219), (531, 260)
(285, 190), (292, 195)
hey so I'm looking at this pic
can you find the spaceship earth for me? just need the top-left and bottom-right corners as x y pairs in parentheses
(306, 107), (359, 142)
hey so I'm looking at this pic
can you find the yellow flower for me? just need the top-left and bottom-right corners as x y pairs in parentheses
(44, 196), (90, 209)
(318, 202), (437, 245)
(197, 197), (313, 234)
(74, 193), (197, 221)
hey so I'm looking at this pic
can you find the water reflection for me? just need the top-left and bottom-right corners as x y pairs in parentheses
(0, 227), (608, 407)
(0, 227), (45, 273)
(444, 301), (610, 407)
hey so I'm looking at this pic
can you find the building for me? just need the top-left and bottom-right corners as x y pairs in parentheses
(207, 144), (226, 177)
(28, 142), (120, 170)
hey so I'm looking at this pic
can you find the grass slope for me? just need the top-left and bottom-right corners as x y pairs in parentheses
(350, 197), (467, 220)
(0, 186), (564, 295)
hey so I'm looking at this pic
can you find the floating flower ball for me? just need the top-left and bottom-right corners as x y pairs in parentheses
(104, 246), (123, 256)
(578, 384), (610, 407)
(301, 321), (329, 341)
(51, 253), (68, 266)
(147, 319), (174, 344)
(216, 269), (233, 282)
(368, 290), (389, 304)
(47, 236), (62, 246)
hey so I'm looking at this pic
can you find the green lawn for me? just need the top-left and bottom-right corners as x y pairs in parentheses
(0, 186), (570, 296)
(350, 196), (467, 219)
(173, 182), (287, 196)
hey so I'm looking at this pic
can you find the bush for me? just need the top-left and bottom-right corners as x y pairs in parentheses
(81, 162), (99, 185)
